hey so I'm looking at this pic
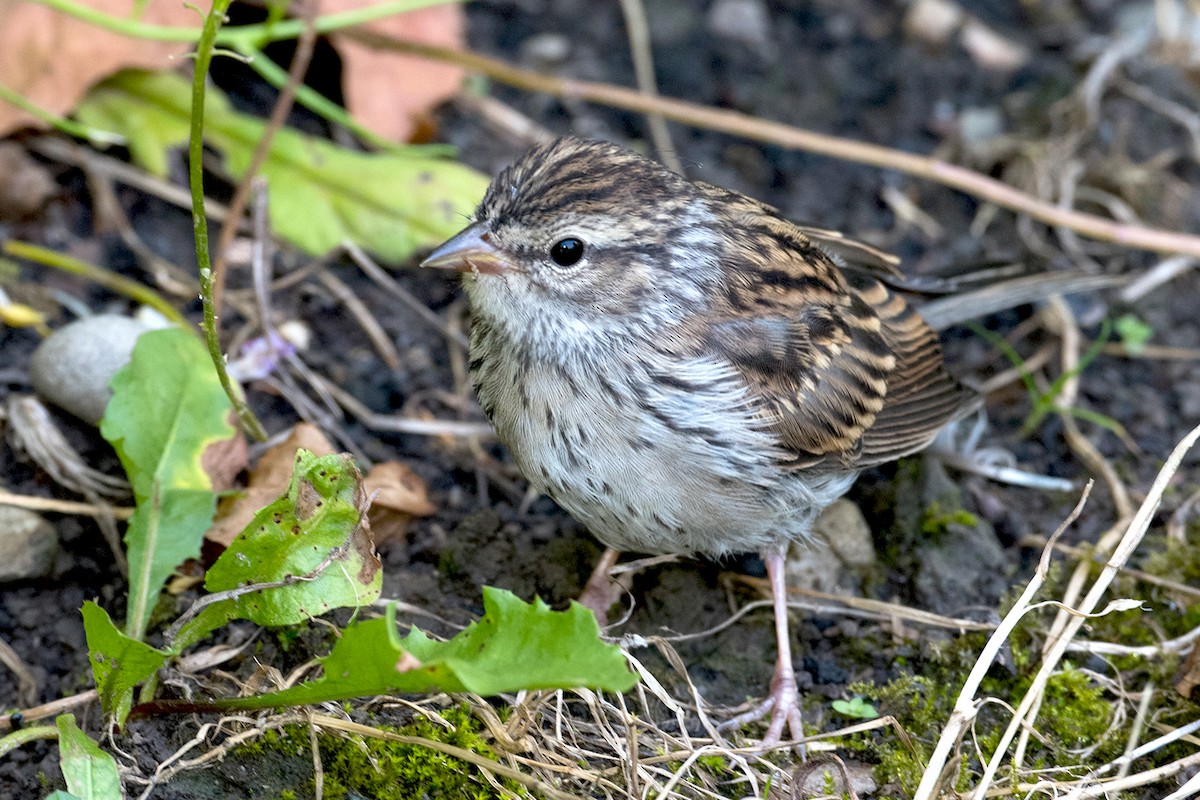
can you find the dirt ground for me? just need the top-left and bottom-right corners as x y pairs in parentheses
(2, 0), (1200, 798)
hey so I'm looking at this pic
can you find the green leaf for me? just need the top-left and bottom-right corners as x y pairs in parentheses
(74, 70), (202, 178)
(80, 603), (169, 726)
(214, 588), (637, 711)
(172, 451), (383, 650)
(99, 327), (234, 640)
(55, 714), (122, 800)
(75, 69), (488, 263)
(1115, 313), (1153, 354)
(832, 697), (879, 719)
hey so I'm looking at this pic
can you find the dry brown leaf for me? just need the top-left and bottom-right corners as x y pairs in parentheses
(0, 0), (194, 137)
(201, 412), (249, 492)
(206, 423), (335, 548)
(332, 1), (465, 142)
(363, 460), (435, 548)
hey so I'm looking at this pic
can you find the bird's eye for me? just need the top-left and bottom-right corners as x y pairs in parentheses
(549, 237), (585, 267)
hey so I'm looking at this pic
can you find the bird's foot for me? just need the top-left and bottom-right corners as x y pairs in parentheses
(719, 666), (807, 753)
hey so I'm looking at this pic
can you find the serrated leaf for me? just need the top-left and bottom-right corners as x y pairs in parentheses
(213, 587), (637, 711)
(55, 714), (122, 800)
(75, 69), (488, 263)
(81, 603), (169, 726)
(172, 451), (383, 651)
(99, 327), (234, 640)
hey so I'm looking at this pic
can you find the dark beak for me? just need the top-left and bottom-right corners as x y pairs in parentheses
(420, 222), (505, 274)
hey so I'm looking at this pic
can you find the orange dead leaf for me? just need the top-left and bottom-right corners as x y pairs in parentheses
(0, 0), (195, 137)
(202, 413), (249, 492)
(331, 1), (465, 142)
(363, 460), (435, 548)
(207, 422), (336, 548)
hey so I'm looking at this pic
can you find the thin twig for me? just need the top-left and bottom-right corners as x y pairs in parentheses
(348, 33), (1200, 260)
(0, 690), (99, 733)
(342, 241), (469, 349)
(0, 489), (134, 520)
(316, 269), (402, 370)
(971, 422), (1200, 799)
(913, 481), (1093, 800)
(314, 372), (493, 437)
(616, 0), (680, 173)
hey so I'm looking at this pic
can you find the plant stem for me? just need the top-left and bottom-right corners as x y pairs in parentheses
(0, 81), (122, 146)
(2, 240), (189, 327)
(32, 0), (456, 49)
(188, 0), (267, 442)
(0, 726), (59, 757)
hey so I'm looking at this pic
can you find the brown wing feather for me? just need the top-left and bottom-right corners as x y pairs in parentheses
(853, 281), (981, 466)
(699, 187), (978, 469)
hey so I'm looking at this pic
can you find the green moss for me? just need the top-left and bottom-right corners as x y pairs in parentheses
(694, 753), (733, 777)
(920, 502), (979, 537)
(856, 632), (1132, 798)
(234, 705), (526, 800)
(1037, 667), (1113, 750)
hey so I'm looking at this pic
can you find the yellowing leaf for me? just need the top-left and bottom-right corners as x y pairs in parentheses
(99, 327), (235, 640)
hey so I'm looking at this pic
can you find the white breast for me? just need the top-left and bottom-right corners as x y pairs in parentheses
(473, 332), (857, 556)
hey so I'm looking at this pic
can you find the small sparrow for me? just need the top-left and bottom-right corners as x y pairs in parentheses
(422, 137), (980, 746)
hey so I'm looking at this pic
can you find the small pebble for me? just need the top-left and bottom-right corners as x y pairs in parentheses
(29, 314), (155, 425)
(959, 106), (1004, 145)
(0, 506), (59, 582)
(706, 0), (772, 49)
(789, 499), (876, 594)
(521, 33), (571, 66)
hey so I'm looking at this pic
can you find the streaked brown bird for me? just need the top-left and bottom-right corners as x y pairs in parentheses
(422, 137), (980, 746)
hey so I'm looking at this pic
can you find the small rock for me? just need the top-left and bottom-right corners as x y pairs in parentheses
(29, 314), (155, 425)
(794, 758), (878, 797)
(0, 142), (56, 221)
(915, 520), (1009, 615)
(904, 0), (964, 46)
(817, 499), (876, 568)
(706, 0), (772, 49)
(0, 506), (59, 582)
(960, 18), (1030, 72)
(959, 106), (1004, 145)
(789, 499), (876, 594)
(521, 33), (571, 66)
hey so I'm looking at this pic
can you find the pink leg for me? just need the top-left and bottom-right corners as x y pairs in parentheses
(577, 547), (623, 626)
(721, 544), (806, 750)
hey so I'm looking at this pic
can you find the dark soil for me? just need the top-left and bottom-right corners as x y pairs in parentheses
(2, 0), (1199, 797)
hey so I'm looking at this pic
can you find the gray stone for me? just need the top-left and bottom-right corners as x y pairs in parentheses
(0, 506), (59, 582)
(29, 314), (153, 425)
(789, 499), (877, 594)
(706, 0), (772, 49)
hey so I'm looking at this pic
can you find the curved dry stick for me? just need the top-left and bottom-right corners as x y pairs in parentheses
(347, 33), (1200, 260)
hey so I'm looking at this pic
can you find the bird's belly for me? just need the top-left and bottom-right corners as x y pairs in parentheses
(476, 354), (853, 556)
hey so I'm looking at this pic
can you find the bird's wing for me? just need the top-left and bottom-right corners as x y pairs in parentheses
(851, 278), (981, 466)
(702, 199), (977, 469)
